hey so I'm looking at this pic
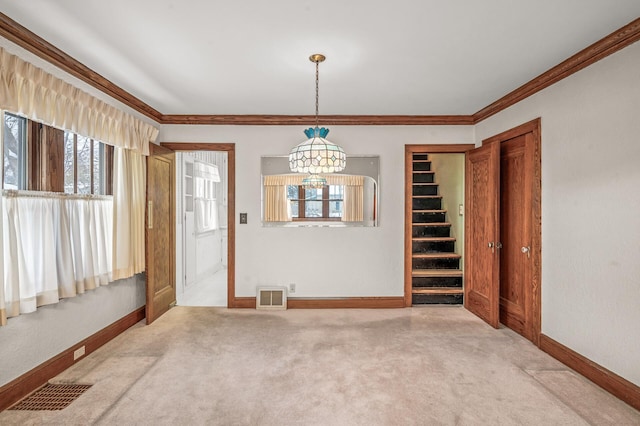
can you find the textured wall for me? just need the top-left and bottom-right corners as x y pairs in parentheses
(158, 125), (475, 298)
(475, 41), (640, 386)
(0, 275), (145, 386)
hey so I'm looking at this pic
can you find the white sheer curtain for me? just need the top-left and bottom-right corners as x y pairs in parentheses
(112, 147), (146, 281)
(2, 191), (112, 318)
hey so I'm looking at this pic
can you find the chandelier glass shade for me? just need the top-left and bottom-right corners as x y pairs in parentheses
(301, 173), (328, 189)
(289, 54), (346, 176)
(289, 127), (346, 174)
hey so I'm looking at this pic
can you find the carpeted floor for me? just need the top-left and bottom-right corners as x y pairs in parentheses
(1, 306), (638, 425)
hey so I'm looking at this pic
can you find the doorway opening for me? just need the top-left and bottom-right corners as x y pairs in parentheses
(175, 151), (228, 307)
(160, 142), (237, 308)
(404, 144), (475, 307)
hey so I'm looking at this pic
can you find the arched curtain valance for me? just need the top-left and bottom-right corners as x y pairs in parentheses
(0, 47), (158, 155)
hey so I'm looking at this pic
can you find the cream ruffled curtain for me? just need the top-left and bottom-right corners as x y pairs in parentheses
(0, 47), (158, 155)
(263, 176), (291, 222)
(263, 174), (364, 222)
(112, 147), (146, 280)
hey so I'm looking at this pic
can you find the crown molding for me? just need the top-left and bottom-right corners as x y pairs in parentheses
(473, 17), (640, 123)
(1, 12), (638, 126)
(160, 114), (474, 125)
(0, 13), (163, 123)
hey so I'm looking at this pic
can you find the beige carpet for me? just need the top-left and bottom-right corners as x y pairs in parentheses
(1, 306), (638, 425)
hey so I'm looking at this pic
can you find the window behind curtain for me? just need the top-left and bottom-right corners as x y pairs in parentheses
(1, 112), (112, 194)
(288, 184), (344, 219)
(3, 113), (27, 190)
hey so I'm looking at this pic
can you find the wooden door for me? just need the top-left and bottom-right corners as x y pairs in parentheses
(499, 135), (533, 340)
(464, 142), (500, 328)
(146, 144), (176, 324)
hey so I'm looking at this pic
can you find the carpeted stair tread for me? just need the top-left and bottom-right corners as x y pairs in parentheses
(412, 222), (451, 227)
(412, 287), (463, 295)
(412, 253), (461, 259)
(412, 237), (456, 242)
(412, 269), (463, 277)
(413, 209), (447, 213)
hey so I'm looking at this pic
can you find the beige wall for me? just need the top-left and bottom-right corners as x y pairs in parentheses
(476, 41), (640, 386)
(428, 153), (465, 268)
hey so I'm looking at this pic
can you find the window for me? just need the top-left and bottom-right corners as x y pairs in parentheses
(1, 111), (112, 194)
(3, 112), (27, 190)
(288, 185), (344, 220)
(64, 132), (109, 194)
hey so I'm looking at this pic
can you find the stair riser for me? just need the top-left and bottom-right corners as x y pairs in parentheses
(412, 240), (455, 253)
(412, 212), (446, 223)
(413, 162), (431, 171)
(413, 258), (460, 269)
(412, 173), (435, 183)
(412, 185), (438, 196)
(412, 276), (463, 288)
(412, 293), (463, 305)
(412, 198), (442, 210)
(412, 226), (450, 238)
(413, 154), (429, 161)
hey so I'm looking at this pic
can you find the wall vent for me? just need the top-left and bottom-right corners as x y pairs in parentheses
(256, 286), (287, 310)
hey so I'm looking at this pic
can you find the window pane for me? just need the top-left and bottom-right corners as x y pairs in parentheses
(287, 185), (299, 217)
(287, 185), (298, 200)
(76, 136), (92, 194)
(305, 200), (322, 217)
(64, 132), (75, 193)
(93, 142), (104, 194)
(3, 113), (27, 190)
(330, 200), (343, 218)
(290, 200), (299, 218)
(329, 185), (344, 200)
(305, 187), (322, 201)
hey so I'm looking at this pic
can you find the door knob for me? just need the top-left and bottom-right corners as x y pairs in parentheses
(488, 242), (494, 253)
(521, 246), (530, 258)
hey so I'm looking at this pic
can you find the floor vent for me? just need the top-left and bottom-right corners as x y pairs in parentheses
(10, 383), (92, 411)
(256, 286), (287, 310)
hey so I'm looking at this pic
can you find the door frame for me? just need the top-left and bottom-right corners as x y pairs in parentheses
(404, 144), (475, 307)
(161, 142), (240, 308)
(481, 118), (542, 345)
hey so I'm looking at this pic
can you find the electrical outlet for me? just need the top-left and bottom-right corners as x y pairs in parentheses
(289, 283), (296, 294)
(239, 213), (248, 224)
(73, 345), (86, 360)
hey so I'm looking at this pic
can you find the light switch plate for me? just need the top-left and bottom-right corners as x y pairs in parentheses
(240, 213), (248, 224)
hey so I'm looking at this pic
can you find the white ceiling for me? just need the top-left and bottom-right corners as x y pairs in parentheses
(1, 1), (639, 116)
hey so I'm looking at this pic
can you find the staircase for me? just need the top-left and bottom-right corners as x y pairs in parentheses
(411, 153), (463, 304)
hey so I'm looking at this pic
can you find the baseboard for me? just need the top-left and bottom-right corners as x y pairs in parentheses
(0, 306), (145, 412)
(540, 334), (640, 411)
(231, 296), (405, 309)
(288, 297), (404, 309)
(229, 297), (257, 308)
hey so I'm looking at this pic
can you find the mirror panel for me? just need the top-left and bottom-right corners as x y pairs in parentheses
(261, 156), (379, 227)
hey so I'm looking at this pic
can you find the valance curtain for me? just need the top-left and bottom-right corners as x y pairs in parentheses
(112, 147), (146, 280)
(0, 47), (158, 155)
(2, 191), (112, 319)
(263, 174), (364, 222)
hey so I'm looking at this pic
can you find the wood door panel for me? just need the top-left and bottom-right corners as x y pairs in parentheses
(465, 142), (500, 328)
(146, 146), (176, 324)
(499, 136), (531, 340)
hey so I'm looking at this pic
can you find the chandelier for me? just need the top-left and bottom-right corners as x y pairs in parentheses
(289, 54), (346, 187)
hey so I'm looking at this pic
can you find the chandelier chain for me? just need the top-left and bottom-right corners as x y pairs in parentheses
(315, 59), (319, 129)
